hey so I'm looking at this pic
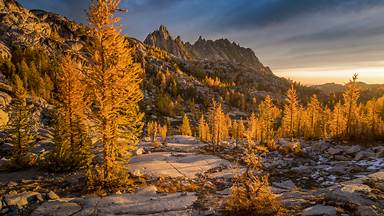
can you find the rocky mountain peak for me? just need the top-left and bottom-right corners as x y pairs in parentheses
(144, 25), (193, 60)
(158, 24), (170, 39)
(144, 26), (268, 71)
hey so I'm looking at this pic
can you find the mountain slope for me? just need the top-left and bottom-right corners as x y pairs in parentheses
(0, 1), (322, 123)
(144, 25), (321, 105)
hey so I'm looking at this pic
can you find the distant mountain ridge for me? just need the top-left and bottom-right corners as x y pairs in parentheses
(313, 82), (384, 102)
(313, 82), (384, 94)
(144, 25), (268, 72)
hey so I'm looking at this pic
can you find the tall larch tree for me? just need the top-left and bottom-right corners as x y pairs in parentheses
(209, 100), (228, 151)
(329, 102), (345, 139)
(237, 119), (245, 142)
(86, 0), (144, 185)
(180, 114), (192, 136)
(49, 55), (91, 172)
(343, 74), (360, 138)
(246, 112), (259, 146)
(305, 95), (323, 139)
(8, 75), (37, 167)
(282, 85), (300, 141)
(321, 106), (332, 140)
(198, 114), (210, 142)
(231, 120), (238, 141)
(258, 96), (280, 145)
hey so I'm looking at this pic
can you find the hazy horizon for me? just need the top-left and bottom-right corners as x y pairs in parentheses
(19, 0), (384, 85)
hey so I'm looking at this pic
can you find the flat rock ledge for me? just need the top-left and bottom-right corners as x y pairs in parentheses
(32, 191), (197, 216)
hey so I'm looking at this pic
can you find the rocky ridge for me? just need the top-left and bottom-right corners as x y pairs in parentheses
(0, 0), (88, 56)
(144, 25), (269, 72)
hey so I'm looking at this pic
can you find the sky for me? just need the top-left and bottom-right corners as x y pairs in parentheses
(19, 0), (384, 85)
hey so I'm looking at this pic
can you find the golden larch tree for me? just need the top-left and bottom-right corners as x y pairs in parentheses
(329, 102), (345, 139)
(7, 75), (37, 167)
(198, 114), (210, 142)
(209, 100), (228, 151)
(180, 114), (192, 136)
(237, 119), (245, 142)
(281, 85), (300, 141)
(342, 74), (360, 138)
(231, 120), (238, 141)
(305, 95), (323, 139)
(247, 112), (258, 143)
(49, 55), (91, 172)
(86, 0), (144, 184)
(258, 96), (280, 145)
(158, 124), (167, 144)
(147, 121), (158, 143)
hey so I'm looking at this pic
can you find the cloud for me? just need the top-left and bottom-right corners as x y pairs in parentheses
(208, 0), (384, 31)
(19, 0), (90, 22)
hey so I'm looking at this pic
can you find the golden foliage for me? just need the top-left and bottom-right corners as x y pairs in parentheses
(258, 96), (280, 145)
(198, 114), (211, 142)
(7, 75), (37, 167)
(209, 100), (229, 150)
(147, 121), (158, 143)
(281, 85), (300, 141)
(180, 114), (192, 136)
(303, 95), (323, 139)
(158, 124), (168, 144)
(343, 74), (360, 138)
(47, 55), (91, 172)
(225, 172), (284, 216)
(86, 0), (144, 186)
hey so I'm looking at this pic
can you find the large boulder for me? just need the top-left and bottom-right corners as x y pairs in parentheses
(75, 192), (197, 215)
(327, 147), (343, 155)
(302, 204), (337, 216)
(0, 157), (12, 171)
(356, 206), (379, 216)
(273, 180), (297, 190)
(31, 200), (81, 216)
(345, 145), (361, 155)
(326, 184), (376, 206)
(4, 191), (41, 208)
(355, 150), (376, 160)
(311, 141), (330, 153)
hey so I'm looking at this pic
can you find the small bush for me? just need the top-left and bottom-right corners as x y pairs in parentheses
(224, 172), (284, 216)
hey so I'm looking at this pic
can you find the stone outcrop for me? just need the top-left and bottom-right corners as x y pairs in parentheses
(144, 25), (194, 60)
(144, 25), (270, 72)
(0, 0), (88, 54)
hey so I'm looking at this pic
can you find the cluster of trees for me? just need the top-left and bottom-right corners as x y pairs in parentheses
(174, 74), (384, 150)
(204, 75), (234, 88)
(279, 74), (384, 141)
(147, 121), (167, 146)
(0, 47), (56, 101)
(5, 0), (144, 191)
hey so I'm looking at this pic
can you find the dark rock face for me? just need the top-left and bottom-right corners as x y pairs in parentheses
(144, 25), (269, 72)
(187, 37), (265, 70)
(144, 25), (194, 60)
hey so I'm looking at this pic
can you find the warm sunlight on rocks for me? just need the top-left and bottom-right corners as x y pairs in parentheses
(1, 1), (383, 216)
